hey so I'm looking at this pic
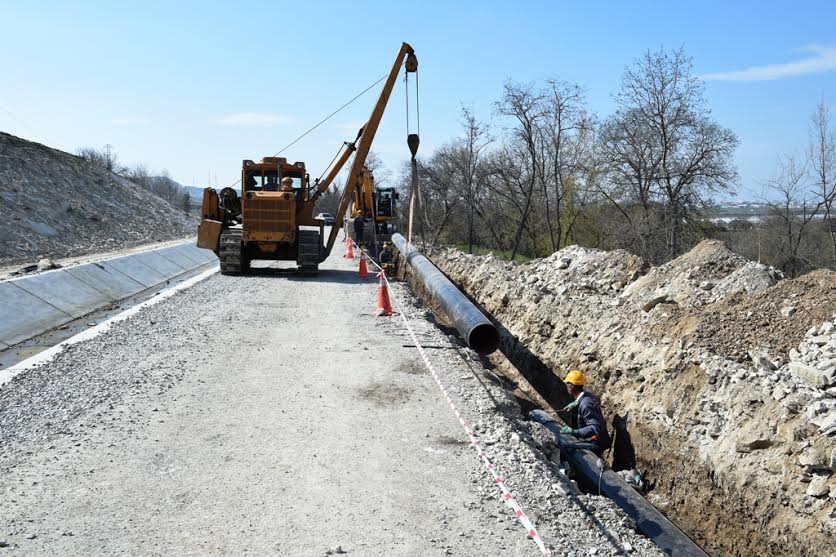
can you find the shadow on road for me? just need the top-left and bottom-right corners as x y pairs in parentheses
(244, 266), (373, 285)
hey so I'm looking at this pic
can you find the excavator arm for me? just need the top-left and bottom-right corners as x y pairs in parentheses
(323, 42), (417, 257)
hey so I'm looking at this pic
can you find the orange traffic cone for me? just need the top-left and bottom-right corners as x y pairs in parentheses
(344, 239), (355, 259)
(358, 255), (369, 278)
(376, 272), (394, 316)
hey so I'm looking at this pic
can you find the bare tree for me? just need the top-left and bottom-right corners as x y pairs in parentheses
(151, 169), (180, 204)
(809, 99), (836, 264)
(365, 150), (392, 186)
(456, 106), (492, 253)
(179, 190), (191, 213)
(126, 163), (151, 191)
(540, 79), (594, 249)
(764, 155), (821, 277)
(496, 81), (543, 261)
(76, 146), (115, 172)
(418, 149), (463, 245)
(602, 47), (738, 261)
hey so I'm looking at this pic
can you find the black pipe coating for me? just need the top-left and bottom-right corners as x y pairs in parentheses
(392, 234), (499, 355)
(529, 410), (709, 557)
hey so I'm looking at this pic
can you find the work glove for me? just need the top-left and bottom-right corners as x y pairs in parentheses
(561, 400), (579, 412)
(560, 426), (578, 436)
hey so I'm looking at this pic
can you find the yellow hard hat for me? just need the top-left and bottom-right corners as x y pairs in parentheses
(281, 177), (294, 187)
(564, 369), (586, 386)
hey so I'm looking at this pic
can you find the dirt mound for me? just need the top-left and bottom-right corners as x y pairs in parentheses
(429, 241), (836, 556)
(0, 132), (195, 267)
(624, 239), (780, 308)
(697, 269), (836, 363)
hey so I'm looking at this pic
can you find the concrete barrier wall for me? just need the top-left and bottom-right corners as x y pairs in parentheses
(0, 241), (217, 347)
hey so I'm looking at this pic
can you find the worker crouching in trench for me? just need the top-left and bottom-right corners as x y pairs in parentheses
(557, 370), (612, 457)
(378, 241), (397, 275)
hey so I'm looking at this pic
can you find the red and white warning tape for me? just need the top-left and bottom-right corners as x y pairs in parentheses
(351, 240), (551, 557)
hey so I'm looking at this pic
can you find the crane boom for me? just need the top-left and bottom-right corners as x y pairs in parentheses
(197, 42), (417, 275)
(323, 42), (417, 257)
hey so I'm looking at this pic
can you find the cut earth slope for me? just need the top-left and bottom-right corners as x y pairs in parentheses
(0, 132), (194, 267)
(430, 240), (835, 556)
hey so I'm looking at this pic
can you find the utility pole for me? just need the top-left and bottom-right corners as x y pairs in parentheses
(104, 144), (113, 187)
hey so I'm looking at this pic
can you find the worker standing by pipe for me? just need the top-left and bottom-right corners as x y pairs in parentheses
(558, 370), (612, 457)
(353, 211), (365, 246)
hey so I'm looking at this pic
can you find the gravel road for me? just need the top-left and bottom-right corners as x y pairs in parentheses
(0, 241), (661, 556)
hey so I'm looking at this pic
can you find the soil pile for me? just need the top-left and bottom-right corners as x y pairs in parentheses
(0, 132), (195, 267)
(429, 240), (835, 557)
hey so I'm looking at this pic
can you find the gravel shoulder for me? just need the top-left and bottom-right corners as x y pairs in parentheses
(0, 245), (660, 556)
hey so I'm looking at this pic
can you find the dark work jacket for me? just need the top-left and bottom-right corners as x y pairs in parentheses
(576, 391), (611, 452)
(353, 216), (364, 234)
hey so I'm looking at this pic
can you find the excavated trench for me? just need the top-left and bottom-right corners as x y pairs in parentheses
(397, 242), (836, 557)
(398, 260), (710, 555)
(486, 336), (747, 556)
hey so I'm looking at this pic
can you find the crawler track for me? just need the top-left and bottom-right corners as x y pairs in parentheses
(219, 228), (246, 275)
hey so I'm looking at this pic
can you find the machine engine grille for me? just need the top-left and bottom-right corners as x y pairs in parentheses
(244, 197), (294, 234)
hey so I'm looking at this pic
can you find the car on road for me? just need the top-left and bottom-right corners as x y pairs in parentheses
(315, 212), (335, 225)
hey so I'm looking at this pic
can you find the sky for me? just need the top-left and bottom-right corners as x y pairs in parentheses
(1, 1), (835, 201)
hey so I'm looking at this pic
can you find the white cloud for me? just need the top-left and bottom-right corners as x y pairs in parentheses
(111, 116), (149, 125)
(700, 45), (836, 82)
(216, 112), (289, 126)
(333, 119), (366, 132)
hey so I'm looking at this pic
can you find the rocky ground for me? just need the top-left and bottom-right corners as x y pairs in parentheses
(0, 248), (661, 556)
(0, 132), (195, 268)
(428, 240), (836, 557)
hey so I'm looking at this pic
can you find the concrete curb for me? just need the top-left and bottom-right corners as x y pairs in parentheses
(0, 240), (217, 347)
(0, 266), (219, 388)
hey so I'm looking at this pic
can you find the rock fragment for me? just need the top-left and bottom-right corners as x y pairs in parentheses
(805, 475), (829, 498)
(789, 361), (834, 389)
(642, 295), (670, 312)
(36, 258), (59, 271)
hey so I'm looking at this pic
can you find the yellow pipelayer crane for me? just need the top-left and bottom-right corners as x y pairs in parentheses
(197, 43), (418, 274)
(348, 167), (401, 253)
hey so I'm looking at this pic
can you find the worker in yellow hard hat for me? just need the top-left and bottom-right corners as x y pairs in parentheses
(379, 241), (395, 274)
(558, 369), (611, 457)
(281, 176), (294, 192)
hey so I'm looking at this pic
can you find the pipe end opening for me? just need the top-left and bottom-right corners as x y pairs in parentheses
(469, 323), (500, 355)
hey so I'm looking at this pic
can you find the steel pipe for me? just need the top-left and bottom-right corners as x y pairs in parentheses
(529, 410), (709, 557)
(392, 234), (499, 354)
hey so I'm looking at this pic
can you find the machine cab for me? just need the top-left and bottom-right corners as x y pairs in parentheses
(374, 187), (399, 219)
(241, 157), (309, 244)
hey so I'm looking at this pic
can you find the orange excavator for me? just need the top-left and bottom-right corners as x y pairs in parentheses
(197, 42), (418, 274)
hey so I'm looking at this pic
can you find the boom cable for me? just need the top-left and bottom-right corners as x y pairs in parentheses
(314, 143), (347, 187)
(221, 72), (390, 190)
(274, 73), (388, 157)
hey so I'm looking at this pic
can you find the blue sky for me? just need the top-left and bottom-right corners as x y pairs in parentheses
(1, 1), (834, 200)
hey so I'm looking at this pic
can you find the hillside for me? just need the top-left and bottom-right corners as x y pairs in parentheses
(0, 132), (195, 267)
